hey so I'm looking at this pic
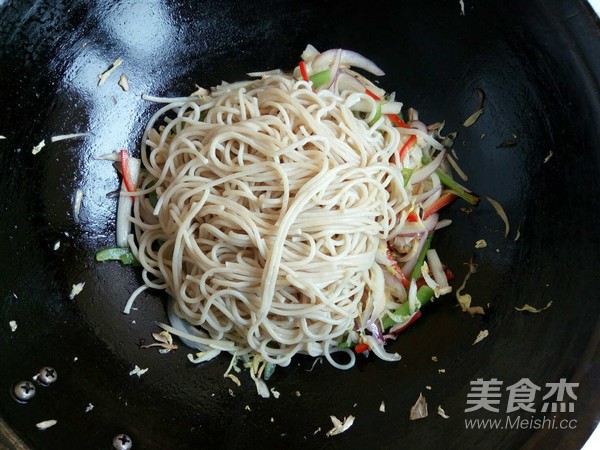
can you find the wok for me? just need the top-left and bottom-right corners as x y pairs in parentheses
(1, 0), (599, 449)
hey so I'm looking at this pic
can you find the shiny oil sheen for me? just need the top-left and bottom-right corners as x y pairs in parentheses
(0, 1), (599, 449)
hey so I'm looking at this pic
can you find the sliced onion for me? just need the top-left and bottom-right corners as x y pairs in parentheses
(301, 44), (320, 62)
(421, 261), (450, 297)
(423, 214), (439, 232)
(313, 49), (385, 76)
(395, 221), (428, 238)
(381, 102), (403, 114)
(407, 279), (420, 314)
(375, 242), (390, 265)
(434, 219), (452, 230)
(333, 72), (366, 94)
(350, 99), (403, 115)
(410, 120), (428, 133)
(382, 267), (407, 300)
(340, 68), (386, 98)
(368, 321), (385, 344)
(427, 249), (448, 289)
(94, 152), (120, 161)
(370, 264), (386, 323)
(166, 298), (213, 351)
(410, 150), (446, 184)
(246, 69), (282, 77)
(398, 127), (445, 151)
(324, 48), (343, 90)
(412, 185), (441, 204)
(402, 233), (428, 275)
(187, 349), (221, 364)
(348, 98), (378, 114)
(421, 175), (442, 210)
(50, 132), (89, 143)
(250, 373), (271, 398)
(158, 322), (235, 351)
(363, 335), (401, 361)
(73, 188), (83, 220)
(212, 80), (252, 94)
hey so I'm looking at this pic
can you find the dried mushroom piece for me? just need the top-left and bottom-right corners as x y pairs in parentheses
(410, 393), (428, 420)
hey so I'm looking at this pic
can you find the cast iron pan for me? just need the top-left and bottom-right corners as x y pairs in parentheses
(1, 0), (599, 449)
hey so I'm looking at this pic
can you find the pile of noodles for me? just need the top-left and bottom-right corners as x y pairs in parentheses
(122, 47), (463, 373)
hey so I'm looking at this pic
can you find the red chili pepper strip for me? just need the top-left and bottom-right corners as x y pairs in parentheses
(392, 310), (422, 335)
(445, 268), (455, 282)
(354, 342), (370, 354)
(422, 192), (457, 220)
(399, 135), (417, 162)
(407, 211), (419, 222)
(299, 61), (309, 82)
(388, 114), (410, 129)
(120, 149), (136, 192)
(365, 89), (380, 100)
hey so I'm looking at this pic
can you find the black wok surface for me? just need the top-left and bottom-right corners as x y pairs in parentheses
(1, 0), (599, 449)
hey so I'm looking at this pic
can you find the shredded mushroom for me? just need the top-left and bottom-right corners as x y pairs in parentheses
(118, 73), (130, 91)
(456, 258), (477, 311)
(129, 365), (148, 377)
(98, 57), (123, 86)
(69, 282), (85, 300)
(410, 393), (428, 420)
(486, 196), (510, 238)
(515, 301), (553, 313)
(472, 329), (489, 345)
(31, 140), (46, 155)
(463, 88), (485, 127)
(326, 415), (355, 437)
(437, 405), (450, 419)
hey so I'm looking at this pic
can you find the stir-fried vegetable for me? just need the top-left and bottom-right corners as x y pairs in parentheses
(411, 233), (434, 280)
(290, 45), (481, 358)
(309, 69), (332, 88)
(95, 247), (139, 265)
(298, 61), (309, 82)
(120, 149), (137, 192)
(399, 135), (417, 161)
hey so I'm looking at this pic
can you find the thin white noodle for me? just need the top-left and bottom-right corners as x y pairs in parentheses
(123, 284), (149, 314)
(141, 94), (201, 103)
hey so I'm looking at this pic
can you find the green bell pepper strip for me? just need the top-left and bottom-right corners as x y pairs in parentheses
(309, 69), (331, 89)
(381, 285), (435, 330)
(263, 362), (276, 380)
(411, 232), (434, 280)
(435, 169), (479, 205)
(95, 247), (140, 266)
(401, 168), (413, 187)
(368, 102), (382, 127)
